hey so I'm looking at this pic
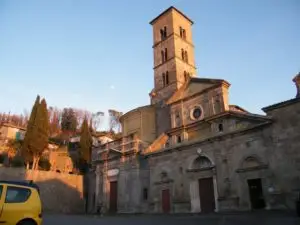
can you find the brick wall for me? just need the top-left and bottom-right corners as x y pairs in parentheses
(0, 168), (84, 213)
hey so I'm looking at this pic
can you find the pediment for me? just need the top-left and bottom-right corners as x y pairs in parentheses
(144, 133), (169, 154)
(236, 156), (268, 173)
(167, 77), (228, 105)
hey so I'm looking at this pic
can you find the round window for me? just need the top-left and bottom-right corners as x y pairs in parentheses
(190, 106), (203, 120)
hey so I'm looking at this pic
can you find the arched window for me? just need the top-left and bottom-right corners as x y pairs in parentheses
(164, 48), (168, 61)
(181, 49), (185, 60)
(165, 71), (169, 85)
(162, 73), (166, 87)
(161, 50), (165, 63)
(179, 26), (183, 37)
(242, 156), (261, 169)
(218, 123), (223, 132)
(160, 29), (164, 40)
(175, 111), (181, 127)
(184, 51), (188, 63)
(176, 134), (182, 143)
(183, 29), (186, 39)
(192, 156), (212, 170)
(164, 26), (167, 37)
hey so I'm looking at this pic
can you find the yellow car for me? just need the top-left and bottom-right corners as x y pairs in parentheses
(0, 180), (42, 225)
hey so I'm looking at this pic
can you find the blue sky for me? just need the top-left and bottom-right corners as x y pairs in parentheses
(0, 0), (299, 127)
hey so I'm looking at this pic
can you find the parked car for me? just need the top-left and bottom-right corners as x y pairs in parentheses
(0, 180), (42, 225)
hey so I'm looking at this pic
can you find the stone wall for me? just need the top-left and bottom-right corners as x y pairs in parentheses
(93, 153), (150, 214)
(147, 98), (300, 213)
(0, 167), (84, 213)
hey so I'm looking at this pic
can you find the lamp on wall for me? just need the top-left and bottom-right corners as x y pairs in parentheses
(196, 148), (202, 155)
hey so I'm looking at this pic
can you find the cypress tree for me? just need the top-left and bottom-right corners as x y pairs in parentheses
(22, 96), (49, 170)
(22, 95), (40, 169)
(32, 99), (49, 169)
(79, 118), (92, 169)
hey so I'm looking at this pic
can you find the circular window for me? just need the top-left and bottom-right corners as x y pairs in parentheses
(190, 106), (203, 120)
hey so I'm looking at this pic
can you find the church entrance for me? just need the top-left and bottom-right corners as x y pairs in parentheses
(247, 178), (265, 209)
(109, 181), (118, 213)
(162, 189), (171, 213)
(199, 177), (215, 213)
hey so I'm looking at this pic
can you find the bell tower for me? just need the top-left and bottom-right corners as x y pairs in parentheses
(149, 6), (196, 105)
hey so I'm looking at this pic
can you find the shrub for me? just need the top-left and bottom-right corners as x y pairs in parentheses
(10, 156), (25, 168)
(38, 158), (51, 171)
(0, 154), (5, 164)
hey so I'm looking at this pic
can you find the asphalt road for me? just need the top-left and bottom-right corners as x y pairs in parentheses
(43, 212), (300, 225)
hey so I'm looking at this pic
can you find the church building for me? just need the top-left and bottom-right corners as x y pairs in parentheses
(91, 6), (300, 214)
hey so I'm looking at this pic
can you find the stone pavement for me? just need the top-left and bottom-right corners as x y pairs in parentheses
(43, 211), (300, 225)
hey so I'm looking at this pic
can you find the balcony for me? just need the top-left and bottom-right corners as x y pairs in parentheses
(93, 135), (149, 162)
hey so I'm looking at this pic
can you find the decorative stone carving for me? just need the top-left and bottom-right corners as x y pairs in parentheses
(293, 72), (300, 98)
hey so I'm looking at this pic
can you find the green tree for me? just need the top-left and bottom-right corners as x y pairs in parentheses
(22, 95), (40, 169)
(79, 118), (92, 169)
(61, 108), (78, 132)
(22, 96), (49, 170)
(33, 98), (49, 169)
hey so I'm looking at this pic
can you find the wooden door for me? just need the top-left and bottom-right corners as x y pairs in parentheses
(162, 189), (170, 213)
(109, 181), (118, 213)
(199, 177), (215, 213)
(247, 179), (265, 209)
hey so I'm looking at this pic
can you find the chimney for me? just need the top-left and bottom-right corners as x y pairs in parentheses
(293, 72), (300, 98)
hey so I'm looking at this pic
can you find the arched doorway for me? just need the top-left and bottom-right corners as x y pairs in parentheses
(236, 155), (268, 210)
(188, 155), (217, 213)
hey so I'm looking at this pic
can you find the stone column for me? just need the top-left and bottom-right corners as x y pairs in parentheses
(95, 166), (100, 210)
(189, 180), (200, 212)
(213, 174), (219, 212)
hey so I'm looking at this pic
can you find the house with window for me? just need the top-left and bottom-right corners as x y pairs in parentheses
(91, 6), (300, 214)
(0, 123), (26, 141)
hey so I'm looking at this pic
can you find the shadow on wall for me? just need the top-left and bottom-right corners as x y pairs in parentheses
(67, 142), (89, 175)
(66, 143), (92, 213)
(35, 178), (83, 214)
(0, 167), (84, 214)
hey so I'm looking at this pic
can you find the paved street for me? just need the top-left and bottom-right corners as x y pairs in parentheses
(43, 212), (299, 225)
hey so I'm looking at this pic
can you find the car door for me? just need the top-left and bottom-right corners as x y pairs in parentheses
(0, 184), (7, 223)
(0, 186), (32, 225)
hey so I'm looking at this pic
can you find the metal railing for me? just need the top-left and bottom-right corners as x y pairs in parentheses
(93, 136), (149, 162)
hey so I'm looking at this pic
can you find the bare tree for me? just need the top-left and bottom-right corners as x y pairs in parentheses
(74, 109), (92, 129)
(108, 109), (123, 133)
(48, 106), (61, 136)
(92, 111), (105, 131)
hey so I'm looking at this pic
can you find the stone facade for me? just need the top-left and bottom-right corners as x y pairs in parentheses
(49, 148), (74, 173)
(91, 6), (300, 214)
(146, 98), (300, 213)
(150, 7), (196, 105)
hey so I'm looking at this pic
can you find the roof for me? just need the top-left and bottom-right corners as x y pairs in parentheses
(262, 97), (300, 113)
(149, 6), (194, 25)
(119, 104), (153, 122)
(0, 123), (26, 131)
(229, 105), (249, 113)
(166, 77), (230, 105)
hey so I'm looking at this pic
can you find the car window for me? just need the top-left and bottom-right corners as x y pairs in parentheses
(5, 186), (31, 203)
